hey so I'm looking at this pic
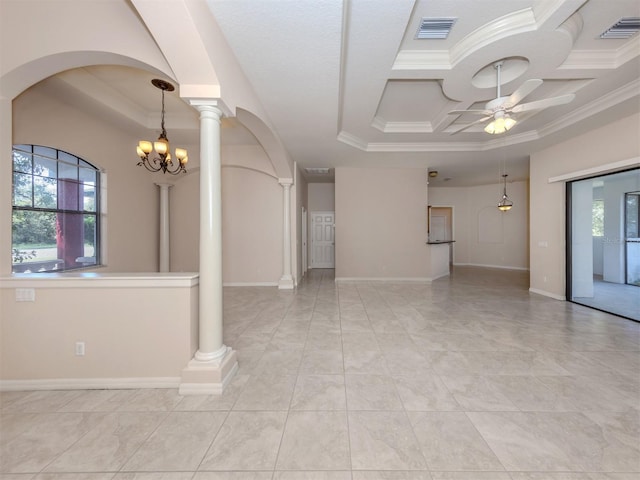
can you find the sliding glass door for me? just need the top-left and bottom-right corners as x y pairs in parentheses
(567, 168), (640, 321)
(626, 192), (640, 287)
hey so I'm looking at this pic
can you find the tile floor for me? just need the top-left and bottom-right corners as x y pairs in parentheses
(1, 267), (639, 479)
(573, 275), (640, 322)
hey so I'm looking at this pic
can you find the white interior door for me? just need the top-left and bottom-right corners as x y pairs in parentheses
(311, 211), (335, 268)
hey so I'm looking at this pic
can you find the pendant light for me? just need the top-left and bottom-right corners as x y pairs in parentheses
(498, 174), (513, 211)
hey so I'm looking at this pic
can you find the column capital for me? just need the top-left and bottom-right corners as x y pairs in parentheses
(154, 182), (174, 188)
(187, 98), (233, 117)
(278, 178), (294, 187)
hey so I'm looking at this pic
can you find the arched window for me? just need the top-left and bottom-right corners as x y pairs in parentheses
(12, 145), (101, 273)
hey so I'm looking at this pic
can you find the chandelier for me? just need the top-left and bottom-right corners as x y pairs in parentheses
(136, 79), (188, 175)
(498, 174), (513, 211)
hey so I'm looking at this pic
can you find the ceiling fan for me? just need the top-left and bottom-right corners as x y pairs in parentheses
(448, 61), (575, 134)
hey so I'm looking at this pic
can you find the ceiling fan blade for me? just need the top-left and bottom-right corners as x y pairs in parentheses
(449, 115), (493, 134)
(511, 93), (575, 113)
(448, 109), (492, 116)
(507, 79), (543, 107)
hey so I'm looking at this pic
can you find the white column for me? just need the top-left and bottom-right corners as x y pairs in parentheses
(155, 183), (173, 273)
(278, 179), (294, 289)
(179, 101), (237, 395)
(197, 104), (225, 359)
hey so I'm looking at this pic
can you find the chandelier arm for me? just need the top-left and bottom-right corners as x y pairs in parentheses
(140, 158), (161, 173)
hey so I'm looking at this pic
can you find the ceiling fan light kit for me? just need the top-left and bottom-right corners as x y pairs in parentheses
(484, 112), (516, 134)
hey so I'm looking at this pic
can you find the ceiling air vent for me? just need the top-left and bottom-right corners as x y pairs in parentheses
(416, 17), (457, 39)
(305, 168), (331, 175)
(600, 17), (640, 39)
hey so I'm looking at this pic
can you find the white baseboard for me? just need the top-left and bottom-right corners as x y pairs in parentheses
(0, 377), (181, 391)
(529, 288), (566, 301)
(454, 263), (530, 271)
(223, 282), (278, 287)
(335, 277), (432, 283)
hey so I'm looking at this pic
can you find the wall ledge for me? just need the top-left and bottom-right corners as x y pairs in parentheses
(0, 376), (181, 391)
(0, 272), (199, 289)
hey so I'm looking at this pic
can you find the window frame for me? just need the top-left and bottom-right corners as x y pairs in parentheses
(11, 144), (101, 273)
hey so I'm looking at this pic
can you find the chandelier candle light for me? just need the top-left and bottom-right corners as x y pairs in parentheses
(136, 79), (188, 175)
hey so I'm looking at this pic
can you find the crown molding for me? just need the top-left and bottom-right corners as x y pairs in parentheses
(559, 36), (640, 70)
(337, 126), (541, 153)
(392, 50), (451, 71)
(538, 78), (640, 138)
(372, 116), (434, 133)
(336, 131), (368, 150)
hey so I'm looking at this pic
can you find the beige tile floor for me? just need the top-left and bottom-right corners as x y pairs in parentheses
(1, 267), (639, 480)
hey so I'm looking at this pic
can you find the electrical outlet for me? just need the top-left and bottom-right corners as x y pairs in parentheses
(75, 342), (85, 356)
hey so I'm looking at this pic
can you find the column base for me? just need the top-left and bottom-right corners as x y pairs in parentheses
(278, 275), (295, 290)
(179, 346), (238, 395)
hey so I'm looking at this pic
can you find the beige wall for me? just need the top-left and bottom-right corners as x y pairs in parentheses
(0, 276), (197, 384)
(170, 172), (200, 272)
(335, 167), (429, 280)
(171, 144), (284, 286)
(429, 180), (529, 270)
(169, 163), (284, 285)
(308, 183), (335, 212)
(529, 113), (640, 299)
(221, 166), (283, 285)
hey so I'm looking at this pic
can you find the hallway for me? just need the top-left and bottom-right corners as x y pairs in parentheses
(1, 267), (639, 478)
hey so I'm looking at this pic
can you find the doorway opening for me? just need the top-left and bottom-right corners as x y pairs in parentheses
(428, 205), (454, 264)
